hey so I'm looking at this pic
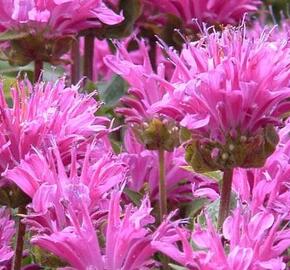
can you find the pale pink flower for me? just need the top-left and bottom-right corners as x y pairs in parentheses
(0, 207), (15, 266)
(0, 0), (123, 37)
(0, 79), (109, 185)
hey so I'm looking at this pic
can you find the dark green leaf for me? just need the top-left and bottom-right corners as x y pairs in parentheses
(123, 187), (143, 206)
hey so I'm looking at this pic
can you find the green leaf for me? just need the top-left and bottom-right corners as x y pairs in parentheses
(202, 171), (223, 182)
(0, 30), (29, 41)
(97, 75), (127, 107)
(197, 192), (237, 229)
(180, 166), (223, 182)
(123, 187), (143, 206)
(185, 198), (209, 218)
(110, 137), (122, 154)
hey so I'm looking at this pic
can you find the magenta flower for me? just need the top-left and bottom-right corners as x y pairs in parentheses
(143, 0), (261, 27)
(154, 26), (290, 170)
(0, 79), (109, 186)
(79, 34), (158, 81)
(0, 0), (123, 37)
(27, 189), (158, 270)
(0, 0), (123, 66)
(0, 207), (15, 266)
(153, 209), (290, 269)
(104, 39), (173, 125)
(5, 140), (125, 203)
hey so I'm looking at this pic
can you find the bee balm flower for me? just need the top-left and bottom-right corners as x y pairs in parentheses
(155, 27), (290, 171)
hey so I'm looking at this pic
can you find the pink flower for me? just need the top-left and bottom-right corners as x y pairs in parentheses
(158, 27), (290, 140)
(154, 26), (290, 170)
(28, 190), (158, 270)
(0, 79), (109, 185)
(0, 0), (123, 37)
(104, 39), (173, 125)
(143, 0), (261, 27)
(0, 207), (15, 266)
(153, 208), (290, 269)
(79, 34), (158, 81)
(5, 140), (125, 203)
(248, 18), (290, 46)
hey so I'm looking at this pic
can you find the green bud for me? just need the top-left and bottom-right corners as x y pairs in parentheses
(133, 118), (180, 151)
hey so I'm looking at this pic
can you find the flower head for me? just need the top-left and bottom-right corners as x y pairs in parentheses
(155, 26), (290, 171)
(105, 39), (178, 151)
(27, 189), (158, 270)
(0, 0), (123, 65)
(0, 79), (109, 186)
(5, 140), (125, 204)
(0, 0), (123, 37)
(153, 208), (290, 269)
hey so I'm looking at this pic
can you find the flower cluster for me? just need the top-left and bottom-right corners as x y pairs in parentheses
(0, 1), (289, 270)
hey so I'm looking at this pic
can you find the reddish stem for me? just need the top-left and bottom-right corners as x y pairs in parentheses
(71, 37), (81, 85)
(218, 169), (234, 230)
(12, 206), (27, 270)
(83, 34), (95, 82)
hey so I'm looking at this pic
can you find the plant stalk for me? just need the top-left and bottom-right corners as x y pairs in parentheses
(83, 34), (94, 82)
(158, 149), (169, 269)
(12, 206), (27, 270)
(71, 37), (81, 85)
(217, 169), (234, 230)
(158, 149), (167, 221)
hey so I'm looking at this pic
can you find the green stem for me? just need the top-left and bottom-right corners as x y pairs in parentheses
(217, 169), (234, 230)
(158, 149), (167, 221)
(158, 149), (169, 269)
(83, 34), (94, 82)
(34, 60), (43, 82)
(71, 37), (81, 85)
(12, 206), (27, 270)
